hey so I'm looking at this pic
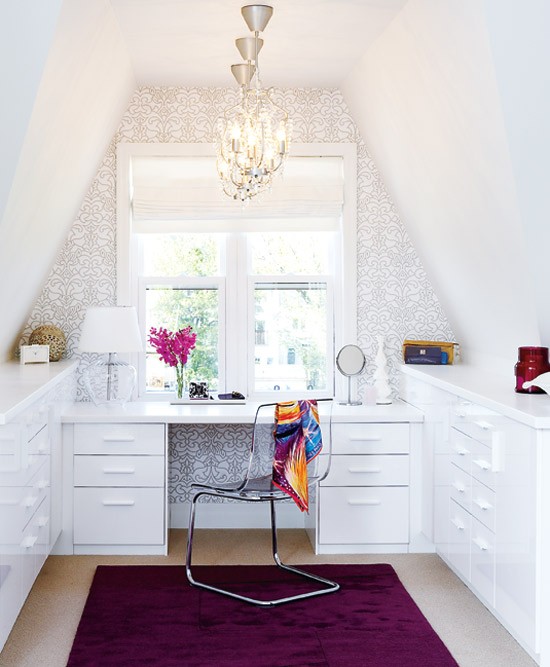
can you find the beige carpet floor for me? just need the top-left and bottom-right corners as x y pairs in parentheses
(0, 529), (537, 667)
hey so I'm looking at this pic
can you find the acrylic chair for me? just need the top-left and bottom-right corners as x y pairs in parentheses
(185, 398), (339, 606)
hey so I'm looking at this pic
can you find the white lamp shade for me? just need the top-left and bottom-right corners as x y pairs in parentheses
(79, 306), (143, 354)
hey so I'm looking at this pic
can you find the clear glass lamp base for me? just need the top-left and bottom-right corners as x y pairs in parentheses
(82, 354), (137, 405)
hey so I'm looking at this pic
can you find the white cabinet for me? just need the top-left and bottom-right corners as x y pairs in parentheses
(400, 369), (542, 665)
(0, 414), (50, 649)
(449, 398), (537, 652)
(312, 420), (414, 554)
(0, 390), (69, 651)
(70, 422), (168, 555)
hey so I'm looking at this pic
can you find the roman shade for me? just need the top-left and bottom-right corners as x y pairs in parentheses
(130, 155), (344, 233)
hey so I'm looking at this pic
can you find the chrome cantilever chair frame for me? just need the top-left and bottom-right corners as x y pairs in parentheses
(185, 398), (339, 606)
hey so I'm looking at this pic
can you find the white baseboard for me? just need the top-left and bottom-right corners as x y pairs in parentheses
(170, 502), (307, 529)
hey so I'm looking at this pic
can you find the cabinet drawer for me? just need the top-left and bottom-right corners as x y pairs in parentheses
(319, 486), (409, 544)
(448, 499), (471, 580)
(449, 429), (471, 473)
(449, 462), (471, 511)
(28, 426), (49, 455)
(74, 423), (165, 455)
(324, 454), (409, 486)
(0, 486), (29, 542)
(471, 479), (495, 532)
(470, 517), (495, 606)
(332, 423), (409, 455)
(74, 455), (165, 487)
(451, 399), (501, 447)
(24, 406), (48, 442)
(74, 487), (165, 545)
(469, 439), (497, 490)
(0, 462), (49, 543)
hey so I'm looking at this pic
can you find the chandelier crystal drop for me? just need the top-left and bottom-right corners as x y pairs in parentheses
(216, 4), (291, 202)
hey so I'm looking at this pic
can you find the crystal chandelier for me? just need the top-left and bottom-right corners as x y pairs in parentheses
(216, 5), (291, 202)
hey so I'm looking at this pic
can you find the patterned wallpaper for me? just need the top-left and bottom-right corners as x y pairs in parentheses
(23, 86), (454, 506)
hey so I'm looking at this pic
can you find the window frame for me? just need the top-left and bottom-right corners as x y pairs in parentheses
(247, 275), (334, 400)
(138, 275), (226, 399)
(116, 142), (357, 401)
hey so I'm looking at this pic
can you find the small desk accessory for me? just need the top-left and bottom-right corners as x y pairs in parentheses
(20, 344), (50, 364)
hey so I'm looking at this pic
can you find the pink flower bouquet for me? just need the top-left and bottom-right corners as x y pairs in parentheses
(148, 326), (197, 398)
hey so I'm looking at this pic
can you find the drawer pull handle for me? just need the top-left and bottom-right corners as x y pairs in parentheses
(347, 467), (381, 474)
(102, 467), (136, 475)
(472, 537), (489, 551)
(473, 498), (492, 511)
(21, 535), (38, 549)
(472, 459), (491, 471)
(453, 447), (469, 456)
(23, 496), (37, 508)
(37, 516), (49, 528)
(36, 480), (49, 489)
(37, 445), (48, 454)
(102, 436), (136, 443)
(349, 436), (381, 442)
(347, 499), (381, 506)
(451, 518), (465, 531)
(473, 420), (494, 431)
(102, 500), (135, 506)
(451, 482), (466, 493)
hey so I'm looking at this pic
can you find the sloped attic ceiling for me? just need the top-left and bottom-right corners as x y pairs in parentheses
(342, 0), (549, 366)
(1, 0), (548, 370)
(0, 0), (408, 362)
(107, 0), (409, 87)
(0, 0), (135, 361)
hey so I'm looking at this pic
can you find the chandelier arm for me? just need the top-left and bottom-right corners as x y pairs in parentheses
(264, 88), (290, 121)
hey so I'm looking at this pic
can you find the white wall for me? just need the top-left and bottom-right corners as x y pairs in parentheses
(482, 0), (550, 346)
(341, 0), (540, 369)
(0, 1), (62, 223)
(0, 0), (135, 361)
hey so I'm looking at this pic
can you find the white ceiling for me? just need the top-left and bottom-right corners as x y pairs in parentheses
(109, 0), (408, 88)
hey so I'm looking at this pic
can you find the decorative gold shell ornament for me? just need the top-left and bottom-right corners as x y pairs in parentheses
(29, 325), (66, 361)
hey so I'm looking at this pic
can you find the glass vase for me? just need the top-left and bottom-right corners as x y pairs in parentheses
(175, 363), (186, 399)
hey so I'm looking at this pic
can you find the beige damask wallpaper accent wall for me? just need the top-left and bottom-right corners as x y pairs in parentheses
(22, 86), (454, 511)
(24, 86), (454, 387)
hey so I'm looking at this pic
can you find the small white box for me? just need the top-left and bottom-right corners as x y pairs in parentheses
(20, 344), (50, 364)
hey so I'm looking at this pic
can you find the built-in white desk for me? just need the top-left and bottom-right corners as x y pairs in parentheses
(58, 399), (426, 557)
(60, 399), (422, 425)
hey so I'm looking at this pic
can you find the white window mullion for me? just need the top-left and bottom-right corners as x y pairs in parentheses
(137, 276), (148, 398)
(235, 234), (249, 395)
(224, 233), (247, 395)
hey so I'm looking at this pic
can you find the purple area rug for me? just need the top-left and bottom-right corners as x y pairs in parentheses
(67, 564), (458, 667)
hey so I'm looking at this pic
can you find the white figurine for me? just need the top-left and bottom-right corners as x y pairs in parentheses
(373, 336), (392, 405)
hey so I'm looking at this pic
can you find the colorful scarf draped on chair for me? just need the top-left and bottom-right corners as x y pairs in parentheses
(272, 400), (322, 512)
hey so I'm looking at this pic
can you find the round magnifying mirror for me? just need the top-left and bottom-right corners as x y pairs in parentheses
(336, 344), (366, 405)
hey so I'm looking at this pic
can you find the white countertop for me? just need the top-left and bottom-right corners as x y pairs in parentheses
(0, 360), (77, 424)
(61, 399), (423, 424)
(401, 363), (550, 428)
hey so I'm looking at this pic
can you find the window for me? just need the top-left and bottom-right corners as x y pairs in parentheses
(136, 231), (333, 398)
(117, 144), (357, 400)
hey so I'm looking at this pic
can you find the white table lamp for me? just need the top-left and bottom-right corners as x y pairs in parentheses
(79, 306), (143, 405)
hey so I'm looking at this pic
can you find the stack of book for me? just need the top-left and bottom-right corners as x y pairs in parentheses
(402, 340), (458, 365)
